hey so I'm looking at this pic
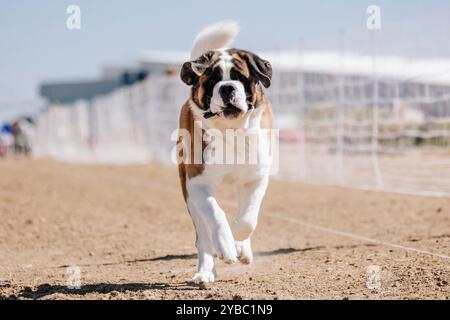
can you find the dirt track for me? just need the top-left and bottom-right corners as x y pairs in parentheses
(0, 159), (449, 300)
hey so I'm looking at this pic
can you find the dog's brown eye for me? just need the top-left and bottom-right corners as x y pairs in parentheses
(204, 69), (222, 87)
(230, 69), (240, 81)
(230, 69), (248, 83)
(212, 69), (222, 80)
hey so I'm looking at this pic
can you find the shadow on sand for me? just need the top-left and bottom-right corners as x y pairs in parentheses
(4, 244), (378, 299)
(6, 282), (198, 300)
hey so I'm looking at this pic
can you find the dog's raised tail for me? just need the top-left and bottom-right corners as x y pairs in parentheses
(190, 20), (240, 60)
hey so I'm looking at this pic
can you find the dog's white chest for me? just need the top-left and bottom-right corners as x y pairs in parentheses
(201, 127), (271, 184)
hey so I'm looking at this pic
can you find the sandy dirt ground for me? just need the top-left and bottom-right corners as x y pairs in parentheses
(0, 159), (449, 300)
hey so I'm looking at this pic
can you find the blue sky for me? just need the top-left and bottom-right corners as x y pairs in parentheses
(1, 0), (450, 121)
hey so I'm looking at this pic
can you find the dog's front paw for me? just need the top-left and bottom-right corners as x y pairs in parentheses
(232, 219), (256, 242)
(213, 227), (237, 264)
(236, 239), (253, 264)
(190, 271), (215, 284)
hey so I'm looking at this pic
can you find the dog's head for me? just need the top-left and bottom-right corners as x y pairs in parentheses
(181, 49), (272, 120)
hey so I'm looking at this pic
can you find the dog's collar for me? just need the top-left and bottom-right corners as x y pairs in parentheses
(203, 103), (255, 119)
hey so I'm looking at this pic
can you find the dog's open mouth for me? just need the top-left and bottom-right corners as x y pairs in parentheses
(223, 103), (241, 119)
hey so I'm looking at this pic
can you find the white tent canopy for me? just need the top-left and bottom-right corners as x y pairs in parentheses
(139, 50), (450, 85)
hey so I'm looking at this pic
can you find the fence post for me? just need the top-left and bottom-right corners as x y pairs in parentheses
(297, 39), (307, 181)
(336, 29), (345, 185)
(370, 31), (383, 189)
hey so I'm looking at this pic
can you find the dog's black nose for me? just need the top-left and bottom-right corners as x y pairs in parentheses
(219, 85), (235, 103)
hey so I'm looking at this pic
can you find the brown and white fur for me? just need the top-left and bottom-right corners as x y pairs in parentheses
(178, 21), (273, 284)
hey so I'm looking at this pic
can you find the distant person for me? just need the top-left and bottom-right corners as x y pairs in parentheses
(11, 118), (35, 156)
(0, 124), (13, 158)
(164, 66), (177, 77)
(161, 66), (178, 101)
(0, 134), (6, 158)
(0, 140), (5, 157)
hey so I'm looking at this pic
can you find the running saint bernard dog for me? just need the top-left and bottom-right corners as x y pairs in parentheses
(177, 21), (274, 284)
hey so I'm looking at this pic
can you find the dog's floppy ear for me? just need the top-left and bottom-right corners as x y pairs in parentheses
(180, 52), (214, 86)
(180, 62), (199, 86)
(240, 51), (272, 88)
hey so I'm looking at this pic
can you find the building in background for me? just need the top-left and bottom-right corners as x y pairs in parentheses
(40, 68), (149, 105)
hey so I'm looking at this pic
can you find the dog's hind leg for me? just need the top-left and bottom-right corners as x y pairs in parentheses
(235, 238), (253, 264)
(188, 199), (217, 284)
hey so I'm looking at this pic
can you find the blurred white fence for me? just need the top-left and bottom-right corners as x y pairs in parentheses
(271, 70), (450, 197)
(34, 75), (186, 164)
(34, 69), (450, 197)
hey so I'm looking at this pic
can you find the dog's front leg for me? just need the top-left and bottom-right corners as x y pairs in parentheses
(187, 179), (237, 265)
(187, 198), (216, 284)
(232, 175), (269, 242)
